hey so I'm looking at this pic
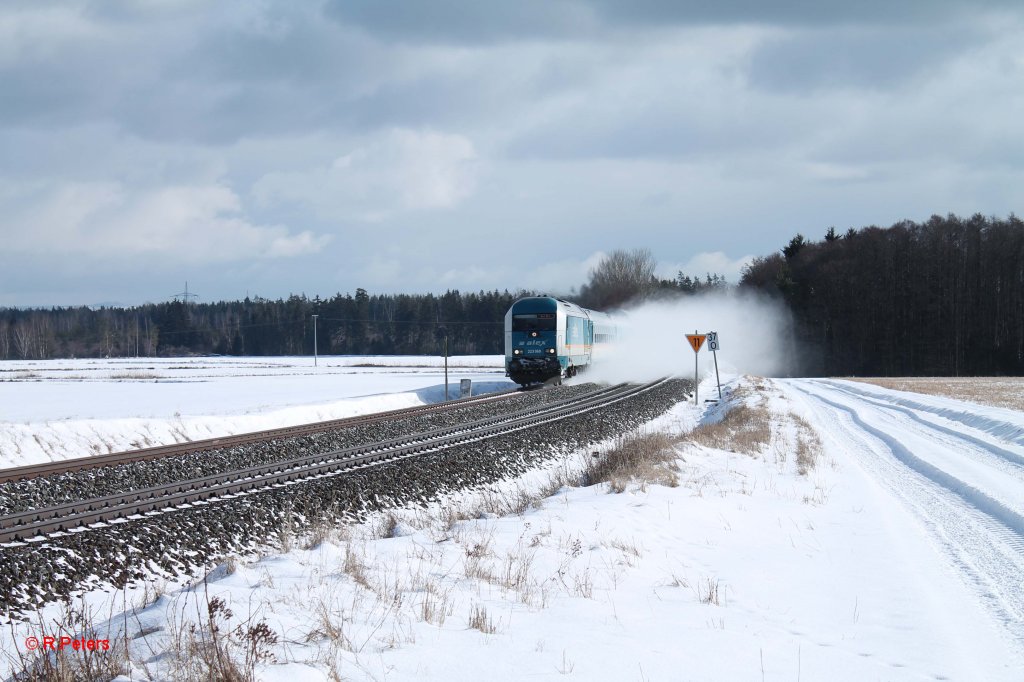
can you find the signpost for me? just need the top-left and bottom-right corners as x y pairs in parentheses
(707, 332), (722, 399)
(311, 314), (319, 367)
(438, 326), (449, 400)
(685, 332), (706, 404)
(685, 331), (723, 403)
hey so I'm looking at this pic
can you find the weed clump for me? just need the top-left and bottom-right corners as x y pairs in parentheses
(793, 415), (823, 476)
(468, 604), (498, 634)
(582, 432), (680, 493)
(691, 405), (771, 455)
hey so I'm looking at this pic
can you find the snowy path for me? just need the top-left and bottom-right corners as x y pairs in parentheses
(781, 378), (1024, 651)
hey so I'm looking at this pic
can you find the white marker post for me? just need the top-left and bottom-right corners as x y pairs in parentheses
(684, 331), (707, 405)
(311, 314), (319, 368)
(707, 331), (721, 400)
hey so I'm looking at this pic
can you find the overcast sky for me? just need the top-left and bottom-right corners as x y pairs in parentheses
(2, 0), (1022, 307)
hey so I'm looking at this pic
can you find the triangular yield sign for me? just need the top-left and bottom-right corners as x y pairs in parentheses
(686, 334), (706, 353)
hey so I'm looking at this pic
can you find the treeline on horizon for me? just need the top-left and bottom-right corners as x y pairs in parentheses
(0, 269), (724, 361)
(2, 213), (1021, 377)
(0, 289), (523, 360)
(739, 213), (1024, 376)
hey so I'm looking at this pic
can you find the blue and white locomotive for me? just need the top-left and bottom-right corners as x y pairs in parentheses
(504, 297), (615, 385)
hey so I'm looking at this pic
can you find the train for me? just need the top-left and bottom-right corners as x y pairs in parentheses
(504, 296), (616, 385)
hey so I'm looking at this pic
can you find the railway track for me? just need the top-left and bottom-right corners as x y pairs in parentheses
(0, 386), (521, 484)
(0, 380), (667, 544)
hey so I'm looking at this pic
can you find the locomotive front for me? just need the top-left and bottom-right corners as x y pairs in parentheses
(504, 297), (563, 385)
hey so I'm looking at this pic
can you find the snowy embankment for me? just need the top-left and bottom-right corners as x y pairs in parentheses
(0, 355), (508, 468)
(3, 368), (1022, 681)
(0, 366), (1019, 679)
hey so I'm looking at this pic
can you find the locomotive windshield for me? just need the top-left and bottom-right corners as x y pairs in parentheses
(512, 313), (556, 332)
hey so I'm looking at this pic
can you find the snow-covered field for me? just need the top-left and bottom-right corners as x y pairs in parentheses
(2, 361), (1024, 681)
(0, 355), (509, 467)
(848, 376), (1024, 412)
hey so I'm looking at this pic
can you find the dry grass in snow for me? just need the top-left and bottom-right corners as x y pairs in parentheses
(581, 378), (824, 500)
(848, 376), (1024, 412)
(691, 404), (772, 454)
(2, 601), (129, 682)
(582, 432), (680, 493)
(686, 380), (822, 478)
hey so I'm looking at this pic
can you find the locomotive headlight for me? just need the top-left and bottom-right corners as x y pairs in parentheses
(547, 347), (556, 354)
(513, 348), (522, 355)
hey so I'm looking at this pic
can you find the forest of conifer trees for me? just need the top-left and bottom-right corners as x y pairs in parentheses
(0, 289), (523, 360)
(739, 213), (1024, 376)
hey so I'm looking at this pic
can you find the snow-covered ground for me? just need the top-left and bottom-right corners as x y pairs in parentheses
(2, 363), (1023, 681)
(0, 355), (509, 467)
(848, 376), (1024, 412)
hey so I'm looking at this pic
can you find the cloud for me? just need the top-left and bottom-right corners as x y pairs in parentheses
(346, 251), (608, 296)
(1, 0), (1023, 306)
(324, 0), (599, 44)
(3, 181), (329, 264)
(584, 0), (1005, 29)
(436, 253), (604, 295)
(0, 3), (102, 65)
(254, 128), (480, 221)
(324, 0), (1018, 45)
(332, 248), (755, 300)
(661, 252), (756, 283)
(354, 255), (404, 286)
(746, 23), (989, 93)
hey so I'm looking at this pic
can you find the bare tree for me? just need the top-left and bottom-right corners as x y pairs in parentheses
(145, 317), (156, 357)
(33, 317), (50, 359)
(380, 297), (396, 324)
(579, 248), (658, 309)
(13, 321), (34, 359)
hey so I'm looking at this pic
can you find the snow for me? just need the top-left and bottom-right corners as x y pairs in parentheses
(847, 377), (1024, 413)
(0, 355), (509, 467)
(823, 378), (1024, 444)
(2, 362), (1023, 681)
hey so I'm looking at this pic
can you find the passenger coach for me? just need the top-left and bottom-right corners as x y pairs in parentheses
(504, 297), (615, 385)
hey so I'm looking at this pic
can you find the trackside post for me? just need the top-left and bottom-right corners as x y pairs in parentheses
(438, 326), (449, 401)
(311, 314), (319, 368)
(685, 331), (707, 405)
(707, 331), (722, 399)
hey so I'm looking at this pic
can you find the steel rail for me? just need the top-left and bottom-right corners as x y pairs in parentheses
(1, 380), (666, 543)
(2, 383), (630, 533)
(0, 386), (522, 484)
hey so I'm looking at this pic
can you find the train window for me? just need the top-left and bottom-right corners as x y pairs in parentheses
(512, 313), (556, 331)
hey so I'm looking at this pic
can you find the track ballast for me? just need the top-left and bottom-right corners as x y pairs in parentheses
(0, 379), (692, 617)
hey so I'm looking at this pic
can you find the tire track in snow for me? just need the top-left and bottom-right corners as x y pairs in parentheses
(819, 381), (1024, 475)
(783, 380), (1024, 649)
(793, 382), (1024, 547)
(824, 380), (1024, 446)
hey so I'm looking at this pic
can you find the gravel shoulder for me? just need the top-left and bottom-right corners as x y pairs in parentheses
(0, 380), (691, 617)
